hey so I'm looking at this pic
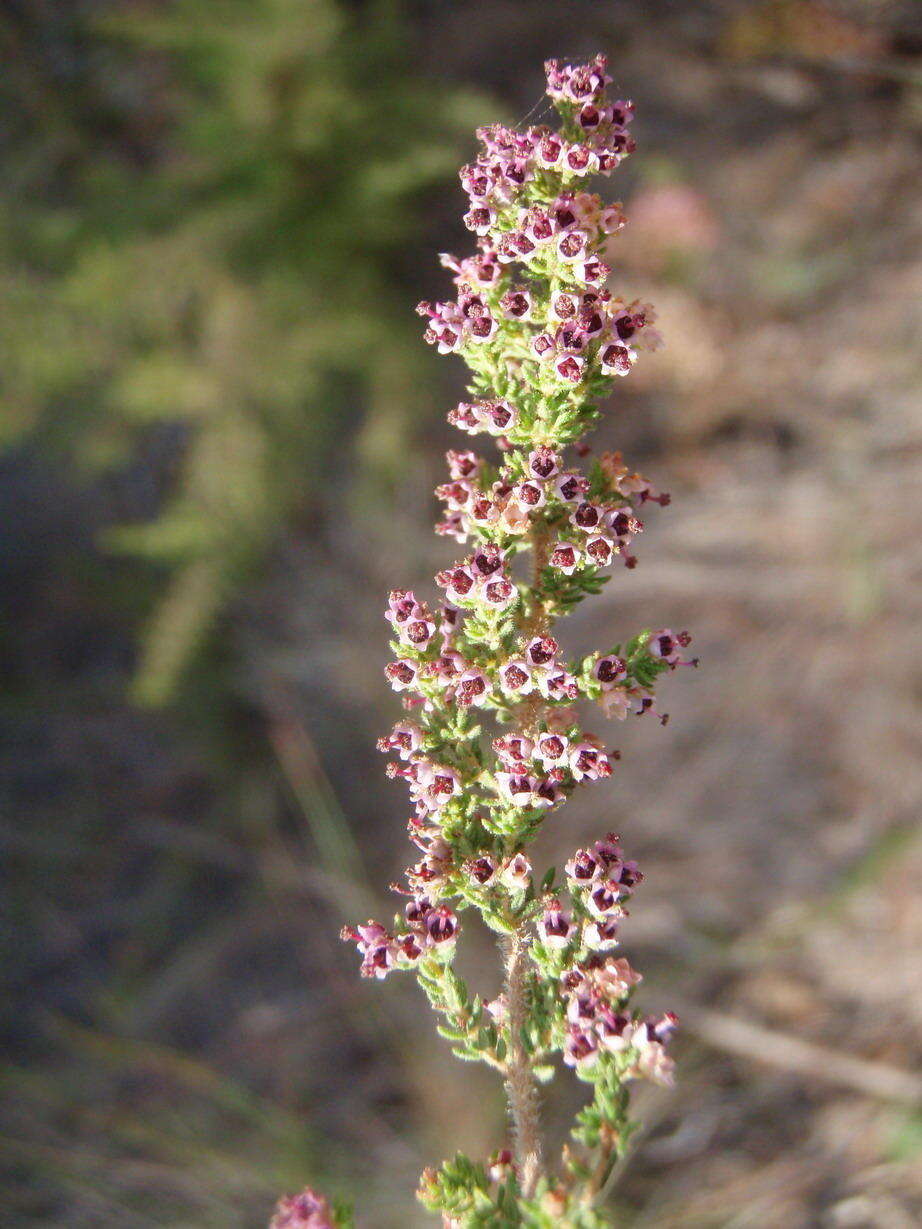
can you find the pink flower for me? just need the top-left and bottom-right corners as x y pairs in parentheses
(584, 915), (622, 950)
(606, 506), (643, 545)
(526, 635), (559, 668)
(407, 836), (453, 890)
(554, 323), (588, 356)
(467, 497), (496, 529)
(377, 721), (424, 759)
(457, 668), (490, 707)
(426, 649), (467, 688)
(500, 289), (533, 320)
(599, 687), (632, 719)
(436, 479), (474, 512)
(385, 589), (429, 633)
(596, 1009), (636, 1054)
(579, 256), (611, 285)
(435, 512), (468, 543)
(487, 1149), (516, 1186)
(594, 956), (641, 998)
(571, 502), (603, 532)
(418, 763), (461, 811)
(563, 144), (599, 176)
(471, 543), (505, 579)
(555, 472), (589, 503)
(599, 203), (625, 233)
(578, 103), (604, 132)
(385, 659), (420, 692)
(447, 400), (486, 434)
(544, 55), (612, 105)
(271, 1187), (335, 1229)
(463, 205), (496, 235)
(496, 772), (542, 807)
(466, 854), (498, 885)
(485, 994), (509, 1026)
(513, 479), (546, 510)
(446, 449), (482, 480)
(537, 898), (573, 948)
(563, 1025), (599, 1070)
(593, 832), (624, 869)
(499, 658), (535, 696)
(629, 1016), (678, 1085)
(647, 1012), (679, 1045)
(532, 331), (555, 361)
(341, 921), (399, 980)
(564, 847), (602, 885)
(613, 859), (643, 892)
(584, 534), (615, 566)
(499, 852), (532, 891)
(438, 564), (476, 604)
(551, 291), (578, 320)
(533, 778), (564, 808)
(404, 893), (433, 926)
(482, 576), (517, 609)
(425, 905), (459, 945)
(536, 731), (569, 768)
(528, 446), (561, 481)
(493, 734), (535, 765)
(385, 589), (415, 619)
(353, 919), (388, 947)
(550, 541), (581, 574)
(523, 205), (555, 243)
(483, 399), (518, 434)
(402, 614), (437, 647)
(600, 341), (635, 376)
(648, 628), (695, 667)
(587, 880), (623, 918)
(569, 742), (613, 781)
(593, 654), (627, 689)
(633, 1041), (675, 1086)
(538, 668), (580, 703)
(554, 354), (586, 383)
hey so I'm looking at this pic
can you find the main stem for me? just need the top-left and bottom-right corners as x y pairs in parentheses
(498, 509), (553, 1197)
(502, 928), (543, 1198)
(525, 518), (551, 638)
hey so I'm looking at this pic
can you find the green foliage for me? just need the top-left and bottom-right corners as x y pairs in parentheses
(419, 1154), (615, 1228)
(417, 955), (506, 1068)
(0, 0), (488, 703)
(329, 1197), (355, 1229)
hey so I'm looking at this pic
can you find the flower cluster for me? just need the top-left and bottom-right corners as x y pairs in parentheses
(340, 894), (459, 981)
(327, 54), (695, 1229)
(432, 442), (667, 581)
(528, 833), (677, 1085)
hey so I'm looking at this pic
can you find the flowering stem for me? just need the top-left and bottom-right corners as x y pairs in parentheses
(502, 928), (543, 1197)
(333, 52), (695, 1229)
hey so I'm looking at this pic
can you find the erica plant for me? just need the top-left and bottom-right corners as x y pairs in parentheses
(276, 53), (697, 1229)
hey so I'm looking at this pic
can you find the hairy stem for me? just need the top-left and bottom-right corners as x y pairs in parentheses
(527, 518), (551, 637)
(520, 518), (553, 735)
(502, 928), (543, 1198)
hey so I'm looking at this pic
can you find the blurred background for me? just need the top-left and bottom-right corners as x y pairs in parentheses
(1, 1), (920, 1225)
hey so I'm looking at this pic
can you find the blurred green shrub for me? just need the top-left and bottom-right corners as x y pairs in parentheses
(0, 0), (486, 704)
